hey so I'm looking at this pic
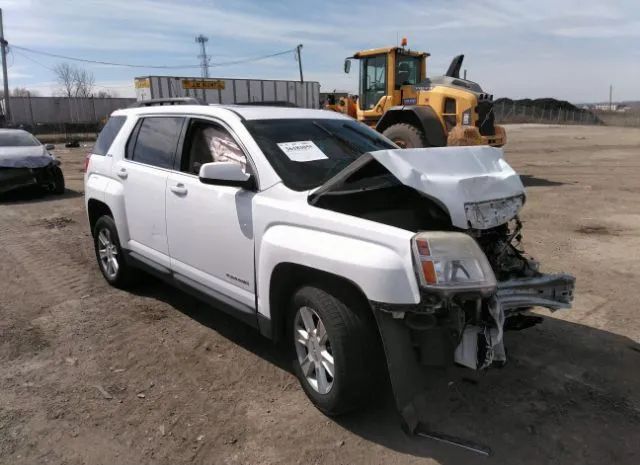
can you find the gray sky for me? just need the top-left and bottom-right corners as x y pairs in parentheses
(3, 0), (639, 102)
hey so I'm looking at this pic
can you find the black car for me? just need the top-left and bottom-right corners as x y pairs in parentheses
(0, 129), (65, 195)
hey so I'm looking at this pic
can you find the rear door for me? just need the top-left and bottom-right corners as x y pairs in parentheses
(165, 117), (256, 315)
(115, 115), (185, 269)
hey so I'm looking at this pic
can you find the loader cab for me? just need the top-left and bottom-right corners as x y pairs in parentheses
(345, 46), (427, 124)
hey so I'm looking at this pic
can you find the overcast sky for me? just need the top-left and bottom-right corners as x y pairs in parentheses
(2, 0), (639, 102)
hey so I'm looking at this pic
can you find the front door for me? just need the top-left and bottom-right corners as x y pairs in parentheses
(359, 54), (387, 111)
(165, 118), (256, 313)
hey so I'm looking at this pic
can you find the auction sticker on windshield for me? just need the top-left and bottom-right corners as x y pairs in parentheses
(277, 141), (328, 162)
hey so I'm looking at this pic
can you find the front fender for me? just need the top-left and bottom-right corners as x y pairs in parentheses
(257, 224), (420, 319)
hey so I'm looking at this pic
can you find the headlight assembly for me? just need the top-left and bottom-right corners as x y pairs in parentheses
(462, 109), (472, 125)
(412, 231), (496, 294)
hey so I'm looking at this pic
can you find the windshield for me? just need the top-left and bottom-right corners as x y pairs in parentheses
(396, 54), (421, 88)
(0, 132), (41, 147)
(243, 118), (396, 191)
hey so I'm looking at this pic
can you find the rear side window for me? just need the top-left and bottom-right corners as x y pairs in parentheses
(93, 116), (126, 155)
(129, 117), (184, 169)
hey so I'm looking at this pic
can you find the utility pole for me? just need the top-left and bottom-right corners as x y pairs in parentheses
(0, 8), (11, 124)
(609, 84), (613, 111)
(296, 44), (304, 83)
(463, 69), (467, 80)
(195, 34), (210, 78)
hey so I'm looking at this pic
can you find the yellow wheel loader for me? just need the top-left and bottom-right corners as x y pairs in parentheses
(341, 39), (506, 148)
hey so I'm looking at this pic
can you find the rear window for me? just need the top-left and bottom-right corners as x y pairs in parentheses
(129, 117), (184, 169)
(93, 116), (126, 155)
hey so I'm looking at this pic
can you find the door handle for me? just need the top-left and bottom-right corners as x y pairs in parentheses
(116, 168), (128, 179)
(169, 183), (188, 195)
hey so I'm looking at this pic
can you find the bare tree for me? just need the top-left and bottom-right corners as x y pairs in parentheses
(74, 68), (95, 98)
(54, 63), (76, 97)
(12, 87), (39, 97)
(53, 62), (95, 98)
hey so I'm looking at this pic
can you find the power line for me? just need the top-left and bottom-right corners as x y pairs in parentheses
(12, 48), (55, 71)
(11, 44), (200, 69)
(10, 44), (298, 70)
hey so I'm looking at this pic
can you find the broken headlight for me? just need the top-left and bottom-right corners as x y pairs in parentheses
(464, 195), (524, 230)
(411, 231), (496, 294)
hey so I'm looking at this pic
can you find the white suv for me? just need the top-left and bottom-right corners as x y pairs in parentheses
(85, 100), (574, 430)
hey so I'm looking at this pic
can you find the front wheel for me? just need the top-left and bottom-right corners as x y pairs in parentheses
(51, 166), (65, 194)
(289, 285), (382, 416)
(382, 123), (426, 148)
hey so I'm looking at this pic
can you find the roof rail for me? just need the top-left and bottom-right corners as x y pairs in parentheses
(129, 97), (202, 108)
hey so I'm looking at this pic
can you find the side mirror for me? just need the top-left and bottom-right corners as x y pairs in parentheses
(344, 59), (351, 74)
(45, 144), (55, 151)
(199, 162), (256, 190)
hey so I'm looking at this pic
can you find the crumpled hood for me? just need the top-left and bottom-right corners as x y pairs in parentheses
(0, 145), (54, 169)
(311, 145), (525, 230)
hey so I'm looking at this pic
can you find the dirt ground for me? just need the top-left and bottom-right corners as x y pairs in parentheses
(1, 124), (639, 465)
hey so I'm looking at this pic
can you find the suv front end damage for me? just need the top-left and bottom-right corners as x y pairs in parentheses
(310, 145), (575, 433)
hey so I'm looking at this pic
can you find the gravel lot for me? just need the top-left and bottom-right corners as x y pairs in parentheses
(1, 124), (639, 465)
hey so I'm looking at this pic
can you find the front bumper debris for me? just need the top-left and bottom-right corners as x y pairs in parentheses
(497, 273), (575, 311)
(372, 271), (575, 436)
(0, 161), (61, 195)
(0, 167), (38, 194)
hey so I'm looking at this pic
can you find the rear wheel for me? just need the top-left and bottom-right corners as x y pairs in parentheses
(289, 285), (382, 416)
(93, 216), (136, 288)
(382, 123), (426, 148)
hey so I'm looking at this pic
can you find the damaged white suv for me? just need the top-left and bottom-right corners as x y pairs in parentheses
(85, 100), (574, 430)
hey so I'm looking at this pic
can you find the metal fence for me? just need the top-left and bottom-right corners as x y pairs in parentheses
(494, 101), (602, 125)
(594, 111), (640, 128)
(2, 96), (136, 129)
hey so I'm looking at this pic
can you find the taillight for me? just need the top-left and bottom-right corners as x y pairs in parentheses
(83, 154), (91, 173)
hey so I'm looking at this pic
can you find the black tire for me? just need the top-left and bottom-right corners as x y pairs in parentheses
(51, 166), (65, 195)
(382, 123), (426, 148)
(289, 285), (382, 416)
(93, 216), (136, 289)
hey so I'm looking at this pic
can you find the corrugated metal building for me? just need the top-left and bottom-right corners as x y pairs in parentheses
(135, 76), (320, 109)
(2, 96), (136, 126)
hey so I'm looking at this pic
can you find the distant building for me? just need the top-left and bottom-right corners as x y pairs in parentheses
(592, 103), (631, 112)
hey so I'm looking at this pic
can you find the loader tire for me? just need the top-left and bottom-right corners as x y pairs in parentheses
(382, 123), (427, 148)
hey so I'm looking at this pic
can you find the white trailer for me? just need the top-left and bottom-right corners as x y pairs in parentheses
(135, 76), (320, 109)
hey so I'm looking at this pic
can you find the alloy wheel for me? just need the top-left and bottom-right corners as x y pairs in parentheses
(97, 228), (119, 280)
(294, 306), (334, 394)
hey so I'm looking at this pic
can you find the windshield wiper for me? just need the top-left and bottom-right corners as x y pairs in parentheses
(312, 121), (362, 155)
(340, 123), (390, 148)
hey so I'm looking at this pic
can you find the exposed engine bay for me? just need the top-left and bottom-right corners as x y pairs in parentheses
(310, 146), (575, 371)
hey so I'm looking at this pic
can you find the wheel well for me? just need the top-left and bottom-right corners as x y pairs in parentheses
(268, 263), (371, 343)
(87, 199), (113, 235)
(376, 110), (422, 134)
(376, 107), (447, 147)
